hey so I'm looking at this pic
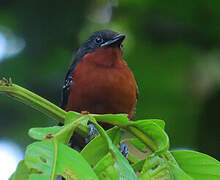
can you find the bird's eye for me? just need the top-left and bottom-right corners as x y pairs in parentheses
(95, 36), (103, 44)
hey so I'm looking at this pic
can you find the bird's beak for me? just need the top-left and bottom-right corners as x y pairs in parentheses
(101, 34), (126, 47)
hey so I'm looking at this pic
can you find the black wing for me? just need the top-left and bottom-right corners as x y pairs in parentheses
(60, 43), (97, 109)
(136, 85), (139, 101)
(60, 51), (83, 110)
(61, 68), (73, 110)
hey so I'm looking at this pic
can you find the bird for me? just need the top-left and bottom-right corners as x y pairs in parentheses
(61, 29), (138, 148)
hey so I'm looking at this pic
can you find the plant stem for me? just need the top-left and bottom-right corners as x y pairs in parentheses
(55, 115), (89, 142)
(51, 139), (58, 180)
(127, 126), (157, 151)
(0, 80), (66, 123)
(89, 116), (113, 151)
(0, 78), (90, 137)
(0, 78), (158, 151)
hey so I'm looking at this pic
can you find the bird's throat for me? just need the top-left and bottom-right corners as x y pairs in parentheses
(83, 47), (124, 67)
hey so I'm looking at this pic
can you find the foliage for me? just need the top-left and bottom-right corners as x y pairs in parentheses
(1, 0), (220, 161)
(1, 78), (220, 180)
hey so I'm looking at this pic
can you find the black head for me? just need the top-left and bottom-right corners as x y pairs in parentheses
(75, 30), (126, 62)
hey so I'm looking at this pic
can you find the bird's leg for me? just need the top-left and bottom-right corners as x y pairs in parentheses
(85, 123), (99, 143)
(120, 142), (128, 158)
(81, 111), (99, 143)
(85, 122), (128, 158)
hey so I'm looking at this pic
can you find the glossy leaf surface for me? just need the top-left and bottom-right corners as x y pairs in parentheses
(25, 140), (98, 180)
(171, 150), (220, 180)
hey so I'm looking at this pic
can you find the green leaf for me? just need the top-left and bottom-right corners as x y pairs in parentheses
(64, 111), (82, 125)
(129, 139), (149, 153)
(64, 111), (90, 139)
(111, 145), (137, 180)
(124, 119), (165, 154)
(92, 113), (130, 126)
(171, 150), (220, 180)
(148, 119), (165, 130)
(132, 120), (169, 154)
(94, 145), (138, 180)
(132, 159), (145, 173)
(139, 155), (172, 180)
(82, 118), (137, 179)
(84, 116), (137, 180)
(25, 140), (98, 180)
(81, 127), (119, 167)
(29, 114), (89, 145)
(9, 160), (31, 180)
(138, 151), (193, 180)
(28, 125), (75, 145)
(168, 162), (193, 180)
(28, 126), (63, 140)
(94, 153), (120, 179)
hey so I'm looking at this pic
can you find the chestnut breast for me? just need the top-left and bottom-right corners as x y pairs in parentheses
(65, 47), (137, 119)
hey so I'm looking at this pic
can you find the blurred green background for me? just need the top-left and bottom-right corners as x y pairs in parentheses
(0, 0), (220, 172)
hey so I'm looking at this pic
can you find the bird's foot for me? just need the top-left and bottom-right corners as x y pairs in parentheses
(85, 123), (128, 158)
(85, 123), (99, 143)
(120, 142), (128, 158)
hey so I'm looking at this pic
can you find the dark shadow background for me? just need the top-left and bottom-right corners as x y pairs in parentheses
(0, 0), (219, 169)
